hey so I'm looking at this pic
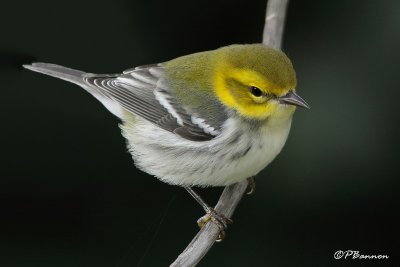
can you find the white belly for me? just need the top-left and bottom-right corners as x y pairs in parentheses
(121, 114), (293, 187)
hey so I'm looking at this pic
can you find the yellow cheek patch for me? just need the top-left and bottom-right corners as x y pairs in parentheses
(214, 68), (236, 109)
(237, 101), (278, 119)
(213, 65), (282, 119)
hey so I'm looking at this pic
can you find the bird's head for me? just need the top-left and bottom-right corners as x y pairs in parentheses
(213, 44), (309, 120)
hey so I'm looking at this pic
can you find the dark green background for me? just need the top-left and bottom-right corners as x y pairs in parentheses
(1, 0), (399, 266)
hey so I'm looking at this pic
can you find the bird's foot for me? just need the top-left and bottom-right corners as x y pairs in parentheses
(246, 176), (256, 195)
(197, 209), (233, 242)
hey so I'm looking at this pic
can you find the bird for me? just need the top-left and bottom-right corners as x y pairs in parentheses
(23, 44), (309, 240)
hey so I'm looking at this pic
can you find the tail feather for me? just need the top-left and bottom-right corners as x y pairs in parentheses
(23, 63), (86, 87)
(23, 62), (124, 118)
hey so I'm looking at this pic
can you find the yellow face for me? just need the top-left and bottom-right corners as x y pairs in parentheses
(165, 44), (307, 119)
(214, 66), (296, 119)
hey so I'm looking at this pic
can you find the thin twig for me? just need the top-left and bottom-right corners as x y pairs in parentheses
(170, 182), (248, 267)
(263, 0), (289, 49)
(170, 0), (290, 266)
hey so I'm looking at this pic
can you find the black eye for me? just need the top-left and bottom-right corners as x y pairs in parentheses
(250, 86), (263, 97)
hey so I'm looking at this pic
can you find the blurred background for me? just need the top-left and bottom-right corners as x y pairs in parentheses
(1, 0), (399, 266)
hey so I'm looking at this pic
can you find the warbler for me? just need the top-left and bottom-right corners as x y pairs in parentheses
(23, 44), (309, 239)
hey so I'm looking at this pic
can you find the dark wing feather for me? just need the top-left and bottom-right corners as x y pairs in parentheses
(82, 65), (223, 141)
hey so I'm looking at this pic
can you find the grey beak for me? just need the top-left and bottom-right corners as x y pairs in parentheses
(279, 91), (310, 109)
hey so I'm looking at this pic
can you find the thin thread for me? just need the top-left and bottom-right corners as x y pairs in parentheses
(135, 193), (177, 267)
(115, 192), (177, 267)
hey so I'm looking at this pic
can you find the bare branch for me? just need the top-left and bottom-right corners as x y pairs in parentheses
(170, 1), (290, 266)
(263, 0), (289, 49)
(170, 182), (248, 267)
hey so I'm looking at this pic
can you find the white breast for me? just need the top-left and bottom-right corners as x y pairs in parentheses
(121, 113), (293, 187)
